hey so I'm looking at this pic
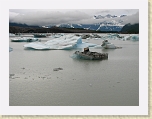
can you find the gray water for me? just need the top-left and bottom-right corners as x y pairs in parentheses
(9, 34), (139, 106)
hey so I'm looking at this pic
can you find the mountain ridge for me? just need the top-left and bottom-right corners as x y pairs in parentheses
(94, 14), (127, 19)
(9, 22), (139, 34)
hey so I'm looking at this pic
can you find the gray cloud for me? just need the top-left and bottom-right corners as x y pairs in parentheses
(122, 11), (139, 24)
(9, 9), (139, 26)
(9, 10), (92, 26)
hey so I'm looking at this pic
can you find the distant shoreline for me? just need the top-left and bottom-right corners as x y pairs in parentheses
(9, 23), (139, 34)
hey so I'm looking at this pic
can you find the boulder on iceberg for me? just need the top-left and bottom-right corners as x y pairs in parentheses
(71, 47), (108, 60)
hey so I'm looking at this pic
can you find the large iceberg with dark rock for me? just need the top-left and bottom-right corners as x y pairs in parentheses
(71, 48), (108, 60)
(24, 34), (97, 50)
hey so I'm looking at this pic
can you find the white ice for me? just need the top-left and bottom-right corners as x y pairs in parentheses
(9, 33), (16, 36)
(99, 33), (139, 41)
(11, 37), (39, 42)
(122, 35), (139, 41)
(9, 47), (13, 52)
(24, 34), (97, 50)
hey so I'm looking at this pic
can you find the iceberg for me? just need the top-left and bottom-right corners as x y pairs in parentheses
(11, 37), (39, 42)
(24, 42), (51, 50)
(91, 34), (139, 42)
(9, 33), (16, 36)
(24, 34), (97, 50)
(122, 34), (139, 41)
(101, 40), (116, 49)
(101, 33), (124, 40)
(51, 33), (64, 38)
(101, 40), (122, 49)
(33, 34), (47, 38)
(9, 47), (13, 52)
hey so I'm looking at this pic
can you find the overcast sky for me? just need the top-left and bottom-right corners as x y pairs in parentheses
(9, 9), (139, 26)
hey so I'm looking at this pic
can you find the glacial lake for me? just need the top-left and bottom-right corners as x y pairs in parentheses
(9, 33), (139, 106)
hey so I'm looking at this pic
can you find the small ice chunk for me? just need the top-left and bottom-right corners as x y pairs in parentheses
(9, 47), (13, 52)
(11, 37), (39, 42)
(53, 68), (63, 71)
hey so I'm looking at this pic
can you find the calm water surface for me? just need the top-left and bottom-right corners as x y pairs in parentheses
(9, 34), (139, 106)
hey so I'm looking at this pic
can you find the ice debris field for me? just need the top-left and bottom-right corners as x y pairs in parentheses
(23, 33), (139, 50)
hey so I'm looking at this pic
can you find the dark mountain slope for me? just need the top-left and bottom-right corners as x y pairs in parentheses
(9, 22), (40, 28)
(120, 23), (139, 34)
(9, 26), (119, 33)
(9, 22), (139, 34)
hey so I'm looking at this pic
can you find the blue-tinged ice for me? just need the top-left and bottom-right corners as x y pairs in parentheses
(24, 34), (97, 50)
(50, 33), (64, 38)
(9, 33), (16, 36)
(101, 40), (117, 49)
(131, 35), (139, 41)
(96, 33), (139, 41)
(24, 42), (51, 50)
(122, 34), (139, 41)
(9, 47), (13, 52)
(11, 37), (39, 42)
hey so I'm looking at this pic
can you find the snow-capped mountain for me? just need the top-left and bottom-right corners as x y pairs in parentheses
(94, 14), (127, 19)
(44, 20), (124, 31)
(42, 14), (127, 32)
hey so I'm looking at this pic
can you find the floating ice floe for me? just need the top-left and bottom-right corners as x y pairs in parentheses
(33, 34), (47, 38)
(24, 34), (97, 50)
(89, 33), (139, 41)
(9, 33), (16, 37)
(52, 33), (64, 38)
(122, 35), (139, 41)
(81, 34), (101, 39)
(101, 40), (122, 49)
(100, 33), (124, 40)
(11, 37), (39, 42)
(9, 47), (13, 52)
